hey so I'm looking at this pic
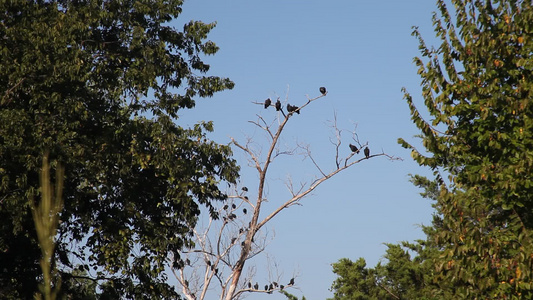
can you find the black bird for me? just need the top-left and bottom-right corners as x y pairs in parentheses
(254, 283), (259, 290)
(364, 147), (370, 158)
(287, 104), (300, 114)
(269, 284), (273, 290)
(232, 203), (236, 209)
(223, 204), (228, 210)
(243, 208), (247, 214)
(280, 285), (284, 290)
(231, 237), (236, 243)
(286, 104), (294, 113)
(349, 144), (358, 153)
(273, 281), (278, 287)
(275, 99), (281, 111)
(289, 278), (295, 285)
(264, 98), (271, 108)
(248, 282), (252, 288)
(239, 228), (244, 234)
(242, 186), (248, 192)
(264, 285), (268, 291)
(320, 86), (327, 95)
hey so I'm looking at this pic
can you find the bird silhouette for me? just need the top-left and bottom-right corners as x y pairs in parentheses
(286, 104), (294, 113)
(364, 147), (370, 158)
(254, 283), (259, 290)
(280, 285), (284, 290)
(289, 278), (295, 285)
(248, 282), (252, 288)
(275, 99), (281, 111)
(320, 86), (327, 95)
(242, 186), (248, 192)
(349, 144), (358, 153)
(287, 104), (300, 114)
(269, 284), (273, 290)
(264, 98), (271, 108)
(232, 203), (236, 209)
(264, 285), (268, 291)
(243, 208), (247, 214)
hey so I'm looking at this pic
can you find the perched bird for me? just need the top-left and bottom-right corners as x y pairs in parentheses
(275, 99), (281, 111)
(289, 278), (295, 285)
(242, 186), (248, 192)
(239, 228), (244, 234)
(231, 237), (236, 243)
(287, 104), (300, 114)
(280, 285), (284, 290)
(243, 208), (247, 214)
(269, 284), (273, 290)
(248, 282), (252, 288)
(254, 283), (259, 290)
(223, 204), (228, 210)
(265, 285), (268, 291)
(232, 203), (236, 209)
(349, 144), (358, 153)
(273, 282), (278, 287)
(364, 147), (370, 158)
(286, 104), (294, 113)
(320, 86), (327, 95)
(264, 98), (271, 108)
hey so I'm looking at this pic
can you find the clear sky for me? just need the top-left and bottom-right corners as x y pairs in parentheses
(170, 1), (445, 299)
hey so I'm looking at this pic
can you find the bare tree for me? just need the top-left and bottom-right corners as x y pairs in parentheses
(171, 88), (399, 300)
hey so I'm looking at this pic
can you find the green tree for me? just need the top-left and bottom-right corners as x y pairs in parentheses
(329, 242), (434, 300)
(399, 0), (533, 298)
(0, 0), (238, 298)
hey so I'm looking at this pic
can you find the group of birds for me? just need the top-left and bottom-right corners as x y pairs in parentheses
(263, 86), (327, 114)
(349, 143), (370, 158)
(247, 277), (294, 292)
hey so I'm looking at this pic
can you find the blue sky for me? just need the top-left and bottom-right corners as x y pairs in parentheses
(171, 1), (444, 299)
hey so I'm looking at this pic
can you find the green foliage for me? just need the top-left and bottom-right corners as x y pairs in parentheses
(0, 0), (238, 298)
(399, 0), (533, 298)
(329, 243), (434, 300)
(280, 290), (307, 300)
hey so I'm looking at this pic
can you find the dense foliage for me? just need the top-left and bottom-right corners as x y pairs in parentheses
(331, 0), (533, 299)
(0, 0), (238, 298)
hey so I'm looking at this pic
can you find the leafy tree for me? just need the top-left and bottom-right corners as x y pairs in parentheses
(399, 0), (533, 298)
(0, 0), (238, 298)
(329, 242), (434, 300)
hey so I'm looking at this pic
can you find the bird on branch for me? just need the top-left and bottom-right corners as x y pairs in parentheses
(287, 104), (300, 114)
(275, 99), (281, 111)
(264, 98), (271, 108)
(364, 147), (370, 158)
(349, 144), (359, 153)
(320, 86), (327, 95)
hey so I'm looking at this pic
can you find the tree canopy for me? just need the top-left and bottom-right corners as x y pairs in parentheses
(331, 0), (533, 299)
(399, 0), (533, 297)
(0, 0), (238, 298)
